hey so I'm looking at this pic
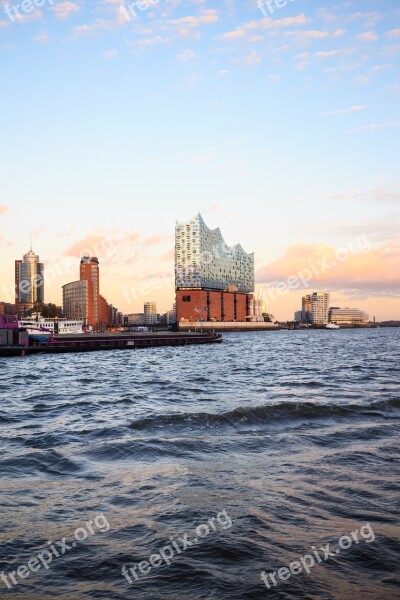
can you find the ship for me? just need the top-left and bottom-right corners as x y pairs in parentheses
(19, 317), (84, 335)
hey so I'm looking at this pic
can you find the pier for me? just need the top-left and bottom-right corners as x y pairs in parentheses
(0, 318), (223, 357)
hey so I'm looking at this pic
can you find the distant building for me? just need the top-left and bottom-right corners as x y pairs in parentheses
(125, 313), (145, 325)
(0, 302), (16, 316)
(329, 307), (369, 324)
(175, 214), (255, 323)
(166, 304), (177, 326)
(63, 257), (117, 330)
(302, 294), (312, 322)
(63, 280), (89, 323)
(295, 294), (314, 323)
(310, 292), (330, 324)
(144, 302), (157, 325)
(80, 257), (100, 327)
(15, 246), (44, 316)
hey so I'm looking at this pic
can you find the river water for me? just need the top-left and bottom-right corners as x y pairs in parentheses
(0, 329), (399, 599)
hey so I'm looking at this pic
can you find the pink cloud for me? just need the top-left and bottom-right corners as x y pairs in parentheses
(257, 242), (400, 294)
(63, 233), (136, 259)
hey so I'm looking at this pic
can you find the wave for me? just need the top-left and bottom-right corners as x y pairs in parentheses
(129, 398), (400, 433)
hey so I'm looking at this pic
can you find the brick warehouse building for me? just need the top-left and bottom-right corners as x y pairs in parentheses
(175, 214), (255, 323)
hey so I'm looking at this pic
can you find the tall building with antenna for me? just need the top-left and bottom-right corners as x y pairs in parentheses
(15, 241), (44, 316)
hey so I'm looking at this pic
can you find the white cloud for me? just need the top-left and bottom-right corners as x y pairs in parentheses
(103, 49), (118, 59)
(349, 121), (400, 133)
(176, 49), (196, 63)
(322, 105), (367, 116)
(34, 32), (51, 44)
(53, 1), (80, 20)
(357, 32), (378, 42)
(168, 9), (219, 28)
(386, 29), (400, 39)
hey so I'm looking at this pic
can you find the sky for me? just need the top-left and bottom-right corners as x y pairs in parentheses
(0, 0), (399, 320)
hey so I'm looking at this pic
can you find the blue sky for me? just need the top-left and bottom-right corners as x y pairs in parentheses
(0, 0), (399, 319)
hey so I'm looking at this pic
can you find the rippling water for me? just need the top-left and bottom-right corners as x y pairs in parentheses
(1, 329), (399, 599)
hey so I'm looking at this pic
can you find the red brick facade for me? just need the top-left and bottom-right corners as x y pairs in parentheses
(176, 290), (252, 323)
(79, 257), (113, 330)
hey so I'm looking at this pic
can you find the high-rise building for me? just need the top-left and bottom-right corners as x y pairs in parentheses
(302, 294), (311, 322)
(328, 307), (369, 324)
(295, 295), (312, 323)
(310, 292), (330, 324)
(175, 214), (255, 323)
(63, 256), (116, 330)
(15, 246), (44, 315)
(144, 302), (157, 325)
(80, 257), (99, 327)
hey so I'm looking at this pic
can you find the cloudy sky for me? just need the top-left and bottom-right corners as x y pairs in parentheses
(0, 0), (399, 319)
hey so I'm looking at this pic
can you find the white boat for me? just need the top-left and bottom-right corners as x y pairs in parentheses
(19, 317), (84, 335)
(326, 322), (340, 329)
(23, 326), (53, 342)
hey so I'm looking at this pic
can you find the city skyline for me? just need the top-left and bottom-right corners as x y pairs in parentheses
(1, 0), (399, 320)
(2, 226), (394, 323)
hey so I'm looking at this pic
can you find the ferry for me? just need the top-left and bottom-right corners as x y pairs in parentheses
(326, 322), (340, 330)
(19, 317), (84, 335)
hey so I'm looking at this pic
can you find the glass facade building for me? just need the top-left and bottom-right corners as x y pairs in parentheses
(17, 249), (44, 306)
(175, 214), (254, 294)
(329, 307), (369, 324)
(62, 280), (89, 322)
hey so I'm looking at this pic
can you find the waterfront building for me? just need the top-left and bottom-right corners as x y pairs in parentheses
(0, 302), (16, 316)
(80, 257), (99, 327)
(310, 292), (330, 325)
(302, 294), (312, 322)
(62, 280), (89, 323)
(175, 214), (255, 323)
(296, 293), (328, 324)
(176, 213), (254, 293)
(329, 307), (369, 324)
(144, 302), (157, 325)
(15, 246), (44, 316)
(63, 257), (116, 330)
(125, 313), (145, 325)
(167, 304), (177, 326)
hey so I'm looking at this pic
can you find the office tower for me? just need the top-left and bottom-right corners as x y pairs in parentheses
(80, 257), (99, 327)
(63, 256), (114, 330)
(15, 246), (44, 315)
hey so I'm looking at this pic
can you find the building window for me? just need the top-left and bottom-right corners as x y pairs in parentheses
(182, 295), (191, 302)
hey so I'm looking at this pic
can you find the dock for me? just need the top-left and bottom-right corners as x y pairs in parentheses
(0, 331), (223, 357)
